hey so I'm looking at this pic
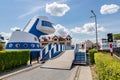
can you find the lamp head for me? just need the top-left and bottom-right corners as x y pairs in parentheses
(91, 10), (94, 13)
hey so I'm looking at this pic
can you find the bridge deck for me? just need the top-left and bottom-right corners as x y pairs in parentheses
(41, 50), (74, 70)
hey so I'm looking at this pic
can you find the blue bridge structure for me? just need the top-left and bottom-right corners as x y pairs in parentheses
(5, 16), (65, 63)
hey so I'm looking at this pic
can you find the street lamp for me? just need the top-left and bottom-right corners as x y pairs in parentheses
(90, 10), (98, 50)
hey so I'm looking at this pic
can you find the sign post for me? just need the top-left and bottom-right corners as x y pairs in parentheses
(109, 43), (113, 56)
(107, 33), (113, 56)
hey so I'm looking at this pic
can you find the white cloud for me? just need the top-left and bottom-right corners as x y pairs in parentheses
(18, 6), (44, 18)
(0, 32), (11, 40)
(0, 27), (22, 40)
(86, 37), (101, 43)
(71, 23), (106, 34)
(100, 4), (120, 14)
(57, 0), (68, 3)
(72, 38), (81, 44)
(10, 27), (21, 31)
(46, 2), (70, 16)
(53, 24), (69, 35)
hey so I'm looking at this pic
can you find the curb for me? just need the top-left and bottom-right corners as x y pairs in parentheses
(0, 63), (41, 80)
(68, 66), (80, 80)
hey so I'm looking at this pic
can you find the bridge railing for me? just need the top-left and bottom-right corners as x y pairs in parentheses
(40, 44), (52, 61)
(74, 44), (79, 53)
(49, 44), (65, 58)
(40, 44), (65, 61)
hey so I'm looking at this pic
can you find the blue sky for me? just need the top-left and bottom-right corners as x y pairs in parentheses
(0, 0), (120, 44)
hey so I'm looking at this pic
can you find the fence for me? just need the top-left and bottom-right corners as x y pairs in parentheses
(113, 47), (120, 57)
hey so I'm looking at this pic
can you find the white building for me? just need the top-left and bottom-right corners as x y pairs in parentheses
(80, 40), (93, 50)
(116, 40), (120, 47)
(100, 38), (117, 50)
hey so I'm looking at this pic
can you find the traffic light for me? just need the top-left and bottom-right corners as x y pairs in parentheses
(107, 33), (113, 42)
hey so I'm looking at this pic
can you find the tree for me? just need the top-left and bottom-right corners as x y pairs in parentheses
(114, 33), (120, 40)
(0, 34), (3, 51)
(0, 34), (1, 43)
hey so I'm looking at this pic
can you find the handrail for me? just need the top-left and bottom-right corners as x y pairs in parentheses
(41, 44), (65, 60)
(40, 43), (52, 59)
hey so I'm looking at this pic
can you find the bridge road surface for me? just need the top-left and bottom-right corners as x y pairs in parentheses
(5, 67), (76, 80)
(41, 50), (74, 69)
(4, 50), (75, 80)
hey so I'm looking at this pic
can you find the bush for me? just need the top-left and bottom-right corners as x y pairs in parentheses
(0, 50), (30, 73)
(0, 43), (3, 51)
(88, 49), (97, 65)
(95, 53), (120, 80)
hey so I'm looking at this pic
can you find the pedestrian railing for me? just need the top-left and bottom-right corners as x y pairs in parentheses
(40, 44), (65, 61)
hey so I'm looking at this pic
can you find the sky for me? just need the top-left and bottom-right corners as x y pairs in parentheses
(0, 0), (120, 44)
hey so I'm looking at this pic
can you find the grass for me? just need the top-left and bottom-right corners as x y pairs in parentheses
(90, 52), (120, 80)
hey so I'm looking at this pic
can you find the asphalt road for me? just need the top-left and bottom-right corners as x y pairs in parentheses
(3, 49), (92, 80)
(5, 66), (76, 80)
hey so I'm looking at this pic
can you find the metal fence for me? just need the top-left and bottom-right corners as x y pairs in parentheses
(113, 47), (120, 57)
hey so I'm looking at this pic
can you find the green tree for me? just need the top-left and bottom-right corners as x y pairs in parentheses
(0, 34), (3, 51)
(114, 33), (120, 40)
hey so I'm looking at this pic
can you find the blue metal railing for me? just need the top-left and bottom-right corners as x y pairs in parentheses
(74, 44), (87, 64)
(40, 44), (65, 61)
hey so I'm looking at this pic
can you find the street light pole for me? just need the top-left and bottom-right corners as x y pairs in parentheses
(91, 10), (98, 50)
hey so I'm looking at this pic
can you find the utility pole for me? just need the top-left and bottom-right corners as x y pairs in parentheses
(90, 10), (98, 50)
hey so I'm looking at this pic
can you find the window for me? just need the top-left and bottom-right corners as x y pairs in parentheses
(42, 43), (48, 45)
(67, 38), (71, 41)
(54, 39), (57, 41)
(102, 45), (104, 47)
(16, 44), (20, 48)
(41, 21), (52, 27)
(9, 44), (13, 48)
(37, 44), (39, 48)
(31, 44), (35, 48)
(24, 44), (28, 48)
(54, 43), (57, 45)
(34, 37), (37, 41)
(60, 42), (65, 45)
(67, 43), (71, 46)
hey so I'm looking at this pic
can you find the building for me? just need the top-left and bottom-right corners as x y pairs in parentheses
(39, 35), (72, 48)
(116, 40), (120, 47)
(93, 43), (101, 50)
(85, 40), (93, 50)
(100, 38), (117, 50)
(80, 40), (93, 50)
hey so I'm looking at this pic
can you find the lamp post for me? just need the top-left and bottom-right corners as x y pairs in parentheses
(90, 10), (98, 50)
